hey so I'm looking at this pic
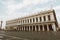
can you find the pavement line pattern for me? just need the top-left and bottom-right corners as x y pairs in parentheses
(0, 39), (2, 40)
(0, 36), (3, 38)
(0, 34), (4, 40)
(3, 34), (29, 40)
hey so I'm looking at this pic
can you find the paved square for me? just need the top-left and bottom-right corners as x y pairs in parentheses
(0, 31), (60, 40)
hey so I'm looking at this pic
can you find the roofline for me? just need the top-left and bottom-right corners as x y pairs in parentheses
(6, 9), (54, 22)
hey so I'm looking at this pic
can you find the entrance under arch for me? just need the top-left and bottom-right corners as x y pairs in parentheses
(44, 25), (47, 31)
(25, 26), (27, 31)
(33, 26), (35, 31)
(40, 25), (43, 31)
(23, 27), (24, 31)
(36, 25), (38, 31)
(30, 26), (32, 31)
(49, 24), (53, 31)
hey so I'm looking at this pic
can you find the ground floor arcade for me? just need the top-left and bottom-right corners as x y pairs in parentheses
(15, 23), (57, 31)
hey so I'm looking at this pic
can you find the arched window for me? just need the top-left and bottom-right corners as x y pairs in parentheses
(43, 16), (46, 21)
(33, 18), (35, 22)
(40, 17), (42, 22)
(36, 17), (38, 22)
(48, 15), (51, 21)
(30, 19), (32, 23)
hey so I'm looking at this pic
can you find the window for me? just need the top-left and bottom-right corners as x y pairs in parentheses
(28, 19), (29, 23)
(21, 20), (22, 24)
(30, 19), (32, 23)
(21, 20), (23, 23)
(33, 18), (35, 22)
(48, 15), (51, 20)
(19, 21), (21, 23)
(36, 17), (38, 22)
(40, 25), (42, 30)
(43, 16), (46, 21)
(23, 20), (24, 23)
(40, 17), (42, 22)
(25, 20), (26, 23)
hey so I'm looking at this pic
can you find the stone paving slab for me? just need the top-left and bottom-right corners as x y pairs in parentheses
(0, 31), (60, 40)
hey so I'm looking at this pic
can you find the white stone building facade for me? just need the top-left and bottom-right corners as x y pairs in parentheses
(6, 9), (58, 31)
(0, 21), (3, 30)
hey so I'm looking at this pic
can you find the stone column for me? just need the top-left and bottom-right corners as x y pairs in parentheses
(52, 23), (56, 31)
(29, 18), (30, 23)
(29, 26), (30, 31)
(46, 16), (48, 21)
(42, 16), (44, 22)
(32, 18), (33, 23)
(26, 26), (27, 31)
(42, 25), (44, 31)
(35, 18), (36, 23)
(32, 26), (33, 31)
(19, 27), (20, 31)
(18, 27), (20, 30)
(35, 25), (37, 31)
(47, 25), (49, 31)
(19, 27), (20, 30)
(24, 26), (25, 31)
(22, 27), (23, 31)
(17, 27), (18, 30)
(21, 27), (22, 31)
(16, 27), (18, 30)
(20, 27), (21, 31)
(38, 17), (40, 22)
(38, 25), (40, 31)
(16, 27), (17, 30)
(25, 26), (26, 31)
(18, 27), (19, 30)
(23, 26), (24, 31)
(27, 26), (28, 31)
(26, 20), (27, 24)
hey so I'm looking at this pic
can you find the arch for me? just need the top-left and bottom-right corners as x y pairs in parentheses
(44, 25), (47, 31)
(49, 24), (53, 31)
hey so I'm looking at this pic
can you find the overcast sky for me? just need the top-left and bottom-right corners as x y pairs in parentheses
(0, 0), (60, 28)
